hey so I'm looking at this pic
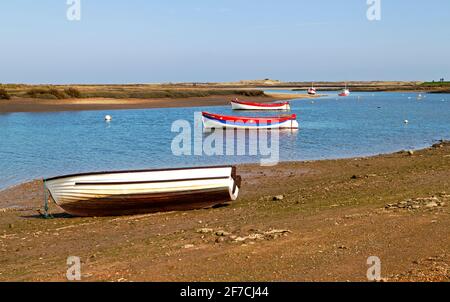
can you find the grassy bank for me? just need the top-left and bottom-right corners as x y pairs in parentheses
(0, 84), (265, 100)
(420, 82), (450, 93)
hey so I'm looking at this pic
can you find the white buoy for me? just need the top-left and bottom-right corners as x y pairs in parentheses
(404, 120), (409, 124)
(105, 115), (112, 122)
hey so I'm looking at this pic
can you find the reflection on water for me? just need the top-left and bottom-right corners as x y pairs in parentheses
(0, 91), (450, 189)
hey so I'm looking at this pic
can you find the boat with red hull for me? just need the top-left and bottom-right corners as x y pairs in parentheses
(339, 84), (350, 97)
(202, 112), (299, 130)
(231, 98), (290, 110)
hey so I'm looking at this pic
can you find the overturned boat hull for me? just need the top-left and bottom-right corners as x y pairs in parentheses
(44, 166), (241, 217)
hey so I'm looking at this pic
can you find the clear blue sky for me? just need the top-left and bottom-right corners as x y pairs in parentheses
(0, 0), (449, 84)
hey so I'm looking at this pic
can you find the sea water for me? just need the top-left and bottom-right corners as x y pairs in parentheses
(0, 91), (449, 189)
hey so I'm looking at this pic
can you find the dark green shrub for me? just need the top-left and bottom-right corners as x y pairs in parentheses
(48, 88), (68, 99)
(0, 88), (11, 100)
(64, 87), (83, 98)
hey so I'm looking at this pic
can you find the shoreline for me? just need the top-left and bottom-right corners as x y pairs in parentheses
(0, 141), (442, 194)
(0, 93), (314, 114)
(1, 141), (449, 281)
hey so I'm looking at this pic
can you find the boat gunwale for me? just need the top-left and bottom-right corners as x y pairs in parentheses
(44, 165), (237, 182)
(231, 99), (289, 107)
(74, 176), (231, 186)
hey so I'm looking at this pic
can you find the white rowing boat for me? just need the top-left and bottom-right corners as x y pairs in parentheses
(44, 166), (241, 217)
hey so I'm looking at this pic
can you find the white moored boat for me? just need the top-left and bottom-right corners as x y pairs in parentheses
(231, 98), (290, 110)
(44, 166), (241, 217)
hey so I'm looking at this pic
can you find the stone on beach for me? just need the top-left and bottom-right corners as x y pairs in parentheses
(215, 230), (231, 237)
(385, 196), (447, 211)
(196, 228), (214, 234)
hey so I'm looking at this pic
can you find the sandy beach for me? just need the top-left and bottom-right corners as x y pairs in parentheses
(0, 93), (313, 113)
(1, 141), (449, 282)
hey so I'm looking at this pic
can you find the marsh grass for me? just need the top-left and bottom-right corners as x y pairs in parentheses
(421, 81), (450, 93)
(0, 88), (11, 100)
(81, 89), (264, 99)
(64, 87), (83, 98)
(26, 88), (68, 99)
(6, 84), (265, 100)
(421, 81), (450, 87)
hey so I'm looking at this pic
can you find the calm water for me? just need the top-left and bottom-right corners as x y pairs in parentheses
(0, 91), (449, 190)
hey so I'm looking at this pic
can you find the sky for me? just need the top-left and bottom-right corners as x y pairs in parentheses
(0, 0), (449, 84)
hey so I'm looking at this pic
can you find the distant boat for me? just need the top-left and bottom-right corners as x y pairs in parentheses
(202, 112), (299, 130)
(307, 83), (317, 95)
(339, 84), (350, 97)
(44, 166), (241, 217)
(231, 98), (290, 110)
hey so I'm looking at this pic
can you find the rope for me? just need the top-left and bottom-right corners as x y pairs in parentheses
(42, 180), (53, 219)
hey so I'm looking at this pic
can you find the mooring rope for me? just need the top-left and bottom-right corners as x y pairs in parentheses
(42, 180), (53, 219)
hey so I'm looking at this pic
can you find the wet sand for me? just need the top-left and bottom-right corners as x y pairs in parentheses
(0, 142), (449, 281)
(0, 93), (313, 113)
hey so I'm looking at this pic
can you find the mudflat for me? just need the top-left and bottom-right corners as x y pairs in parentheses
(0, 93), (312, 113)
(0, 142), (449, 281)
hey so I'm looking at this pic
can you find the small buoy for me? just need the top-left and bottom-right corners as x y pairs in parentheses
(404, 120), (409, 124)
(105, 115), (112, 121)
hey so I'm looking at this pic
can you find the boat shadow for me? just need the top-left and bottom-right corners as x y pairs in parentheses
(22, 203), (231, 219)
(22, 212), (76, 219)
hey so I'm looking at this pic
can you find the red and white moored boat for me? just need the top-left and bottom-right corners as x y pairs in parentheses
(231, 98), (290, 110)
(202, 112), (299, 130)
(339, 84), (350, 97)
(307, 83), (317, 95)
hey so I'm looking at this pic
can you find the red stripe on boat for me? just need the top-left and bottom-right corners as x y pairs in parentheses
(202, 112), (296, 123)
